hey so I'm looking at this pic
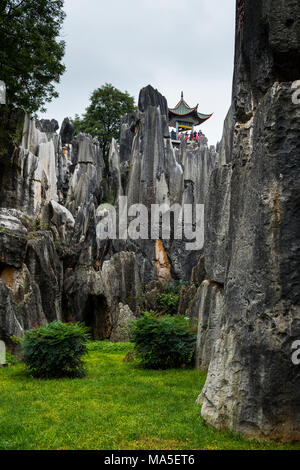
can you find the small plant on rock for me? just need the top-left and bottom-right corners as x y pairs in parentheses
(23, 321), (90, 379)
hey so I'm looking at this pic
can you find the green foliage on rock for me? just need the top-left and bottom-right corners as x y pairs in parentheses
(156, 292), (179, 315)
(140, 280), (188, 315)
(157, 282), (188, 315)
(165, 280), (188, 294)
(23, 321), (90, 378)
(71, 83), (135, 164)
(0, 107), (25, 159)
(0, 0), (66, 113)
(130, 313), (196, 369)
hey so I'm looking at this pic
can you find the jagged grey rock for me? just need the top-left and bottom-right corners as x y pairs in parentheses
(36, 119), (59, 134)
(50, 200), (75, 243)
(177, 284), (197, 317)
(63, 251), (140, 339)
(198, 0), (300, 442)
(218, 106), (234, 165)
(204, 164), (232, 284)
(25, 232), (63, 323)
(109, 138), (123, 200)
(66, 133), (105, 224)
(60, 117), (74, 146)
(190, 256), (206, 285)
(109, 86), (217, 282)
(0, 209), (27, 235)
(138, 84), (168, 117)
(0, 264), (46, 344)
(0, 229), (27, 268)
(194, 281), (224, 370)
(0, 84), (217, 347)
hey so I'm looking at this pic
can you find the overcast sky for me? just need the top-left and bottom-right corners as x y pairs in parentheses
(40, 0), (236, 146)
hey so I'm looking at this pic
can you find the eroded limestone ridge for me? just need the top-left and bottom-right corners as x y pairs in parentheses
(195, 0), (300, 441)
(0, 85), (217, 345)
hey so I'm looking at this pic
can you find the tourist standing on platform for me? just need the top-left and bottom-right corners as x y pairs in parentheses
(168, 94), (212, 141)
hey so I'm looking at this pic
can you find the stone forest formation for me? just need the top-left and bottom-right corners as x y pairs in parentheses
(0, 0), (299, 442)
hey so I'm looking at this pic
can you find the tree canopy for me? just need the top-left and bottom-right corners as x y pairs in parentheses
(72, 83), (135, 164)
(0, 0), (66, 113)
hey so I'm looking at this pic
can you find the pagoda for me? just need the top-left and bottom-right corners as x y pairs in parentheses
(168, 92), (212, 135)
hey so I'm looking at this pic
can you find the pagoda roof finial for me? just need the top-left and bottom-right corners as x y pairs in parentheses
(168, 93), (213, 128)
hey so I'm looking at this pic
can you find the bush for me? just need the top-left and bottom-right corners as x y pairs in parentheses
(23, 322), (90, 378)
(156, 292), (179, 315)
(130, 314), (196, 369)
(6, 351), (20, 366)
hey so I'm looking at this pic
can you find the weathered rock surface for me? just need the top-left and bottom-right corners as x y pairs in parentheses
(217, 106), (234, 165)
(63, 251), (140, 339)
(138, 84), (168, 117)
(0, 84), (217, 345)
(60, 117), (74, 146)
(49, 200), (75, 243)
(25, 231), (63, 323)
(190, 256), (206, 286)
(177, 284), (197, 317)
(109, 85), (217, 282)
(110, 303), (136, 343)
(0, 228), (27, 268)
(0, 264), (46, 344)
(197, 0), (300, 442)
(65, 133), (105, 216)
(204, 164), (232, 284)
(0, 114), (108, 340)
(194, 281), (224, 370)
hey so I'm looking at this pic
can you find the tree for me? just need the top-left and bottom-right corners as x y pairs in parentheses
(0, 0), (66, 113)
(72, 83), (135, 164)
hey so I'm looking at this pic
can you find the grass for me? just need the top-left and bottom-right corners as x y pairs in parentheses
(0, 341), (299, 450)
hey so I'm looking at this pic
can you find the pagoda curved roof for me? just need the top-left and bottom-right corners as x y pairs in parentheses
(168, 98), (212, 124)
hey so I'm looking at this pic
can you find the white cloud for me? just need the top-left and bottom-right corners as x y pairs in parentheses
(40, 0), (236, 146)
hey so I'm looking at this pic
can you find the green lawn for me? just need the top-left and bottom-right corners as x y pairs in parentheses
(0, 341), (298, 450)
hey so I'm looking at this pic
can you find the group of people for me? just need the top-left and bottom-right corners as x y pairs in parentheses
(170, 129), (203, 142)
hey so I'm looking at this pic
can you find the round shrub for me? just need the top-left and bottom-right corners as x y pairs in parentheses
(23, 321), (90, 378)
(130, 313), (196, 369)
